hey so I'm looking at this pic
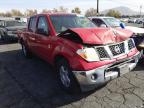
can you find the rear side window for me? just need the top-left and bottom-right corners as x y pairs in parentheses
(28, 17), (37, 32)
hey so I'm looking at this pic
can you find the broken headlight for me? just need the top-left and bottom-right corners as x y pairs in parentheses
(76, 48), (100, 62)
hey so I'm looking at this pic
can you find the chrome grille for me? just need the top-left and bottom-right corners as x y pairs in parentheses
(109, 43), (125, 56)
(96, 47), (108, 58)
(128, 39), (135, 50)
(95, 39), (135, 60)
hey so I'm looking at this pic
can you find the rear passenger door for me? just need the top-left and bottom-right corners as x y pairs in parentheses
(35, 16), (51, 60)
(27, 16), (37, 53)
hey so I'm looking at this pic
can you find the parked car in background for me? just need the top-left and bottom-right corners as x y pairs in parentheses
(89, 17), (121, 28)
(14, 16), (28, 23)
(120, 18), (129, 22)
(89, 16), (144, 51)
(135, 18), (144, 24)
(128, 18), (137, 23)
(0, 19), (26, 41)
(18, 13), (141, 93)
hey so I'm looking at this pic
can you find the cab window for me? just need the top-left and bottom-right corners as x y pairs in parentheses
(28, 16), (37, 32)
(37, 16), (49, 36)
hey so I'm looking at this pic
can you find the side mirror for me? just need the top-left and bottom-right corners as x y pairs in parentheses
(120, 23), (125, 29)
(100, 24), (107, 28)
(37, 28), (49, 36)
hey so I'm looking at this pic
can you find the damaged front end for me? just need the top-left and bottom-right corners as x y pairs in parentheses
(59, 28), (133, 45)
(59, 28), (141, 91)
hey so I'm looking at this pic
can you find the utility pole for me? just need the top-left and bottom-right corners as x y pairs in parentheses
(140, 5), (142, 18)
(97, 0), (99, 16)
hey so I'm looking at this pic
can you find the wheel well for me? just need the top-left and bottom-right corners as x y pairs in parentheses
(54, 55), (69, 66)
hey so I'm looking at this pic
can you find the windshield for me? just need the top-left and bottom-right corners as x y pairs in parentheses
(104, 18), (121, 27)
(50, 15), (96, 33)
(6, 21), (26, 27)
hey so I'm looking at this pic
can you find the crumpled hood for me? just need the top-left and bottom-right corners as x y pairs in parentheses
(68, 28), (133, 45)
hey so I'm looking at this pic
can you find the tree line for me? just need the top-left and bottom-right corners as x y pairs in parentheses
(0, 6), (121, 18)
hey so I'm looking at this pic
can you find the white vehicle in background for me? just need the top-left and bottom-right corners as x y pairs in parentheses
(89, 16), (144, 51)
(128, 18), (137, 23)
(89, 16), (144, 34)
(120, 18), (129, 22)
(0, 17), (28, 23)
(13, 17), (28, 23)
(135, 18), (144, 24)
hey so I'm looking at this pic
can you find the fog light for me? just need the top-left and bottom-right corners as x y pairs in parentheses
(91, 74), (97, 80)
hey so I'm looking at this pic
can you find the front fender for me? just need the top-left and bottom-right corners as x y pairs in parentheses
(51, 45), (76, 65)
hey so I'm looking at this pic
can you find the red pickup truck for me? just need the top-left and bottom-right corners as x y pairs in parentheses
(18, 13), (141, 93)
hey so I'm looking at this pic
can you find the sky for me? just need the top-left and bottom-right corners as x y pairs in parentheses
(0, 0), (144, 14)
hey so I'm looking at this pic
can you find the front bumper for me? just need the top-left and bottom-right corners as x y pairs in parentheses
(73, 52), (141, 92)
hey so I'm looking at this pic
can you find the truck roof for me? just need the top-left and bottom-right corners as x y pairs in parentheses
(31, 13), (76, 17)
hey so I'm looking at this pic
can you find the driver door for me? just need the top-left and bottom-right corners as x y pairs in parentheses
(34, 16), (51, 61)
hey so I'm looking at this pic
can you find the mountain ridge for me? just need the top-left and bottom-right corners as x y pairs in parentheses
(101, 6), (141, 15)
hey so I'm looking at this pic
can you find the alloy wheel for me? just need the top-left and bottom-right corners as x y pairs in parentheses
(59, 66), (71, 88)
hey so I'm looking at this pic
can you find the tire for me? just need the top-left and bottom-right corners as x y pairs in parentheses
(21, 43), (32, 58)
(0, 31), (4, 40)
(0, 33), (2, 40)
(56, 58), (81, 94)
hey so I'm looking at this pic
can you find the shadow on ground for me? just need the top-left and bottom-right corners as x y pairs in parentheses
(0, 48), (144, 107)
(0, 49), (98, 108)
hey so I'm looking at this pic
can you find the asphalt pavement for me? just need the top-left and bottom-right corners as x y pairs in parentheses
(0, 42), (144, 108)
(0, 25), (144, 108)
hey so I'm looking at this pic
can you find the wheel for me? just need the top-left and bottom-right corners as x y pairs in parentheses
(0, 31), (4, 40)
(56, 58), (81, 94)
(21, 43), (32, 58)
(0, 33), (2, 40)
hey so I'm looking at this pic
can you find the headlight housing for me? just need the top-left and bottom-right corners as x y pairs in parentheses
(76, 48), (100, 62)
